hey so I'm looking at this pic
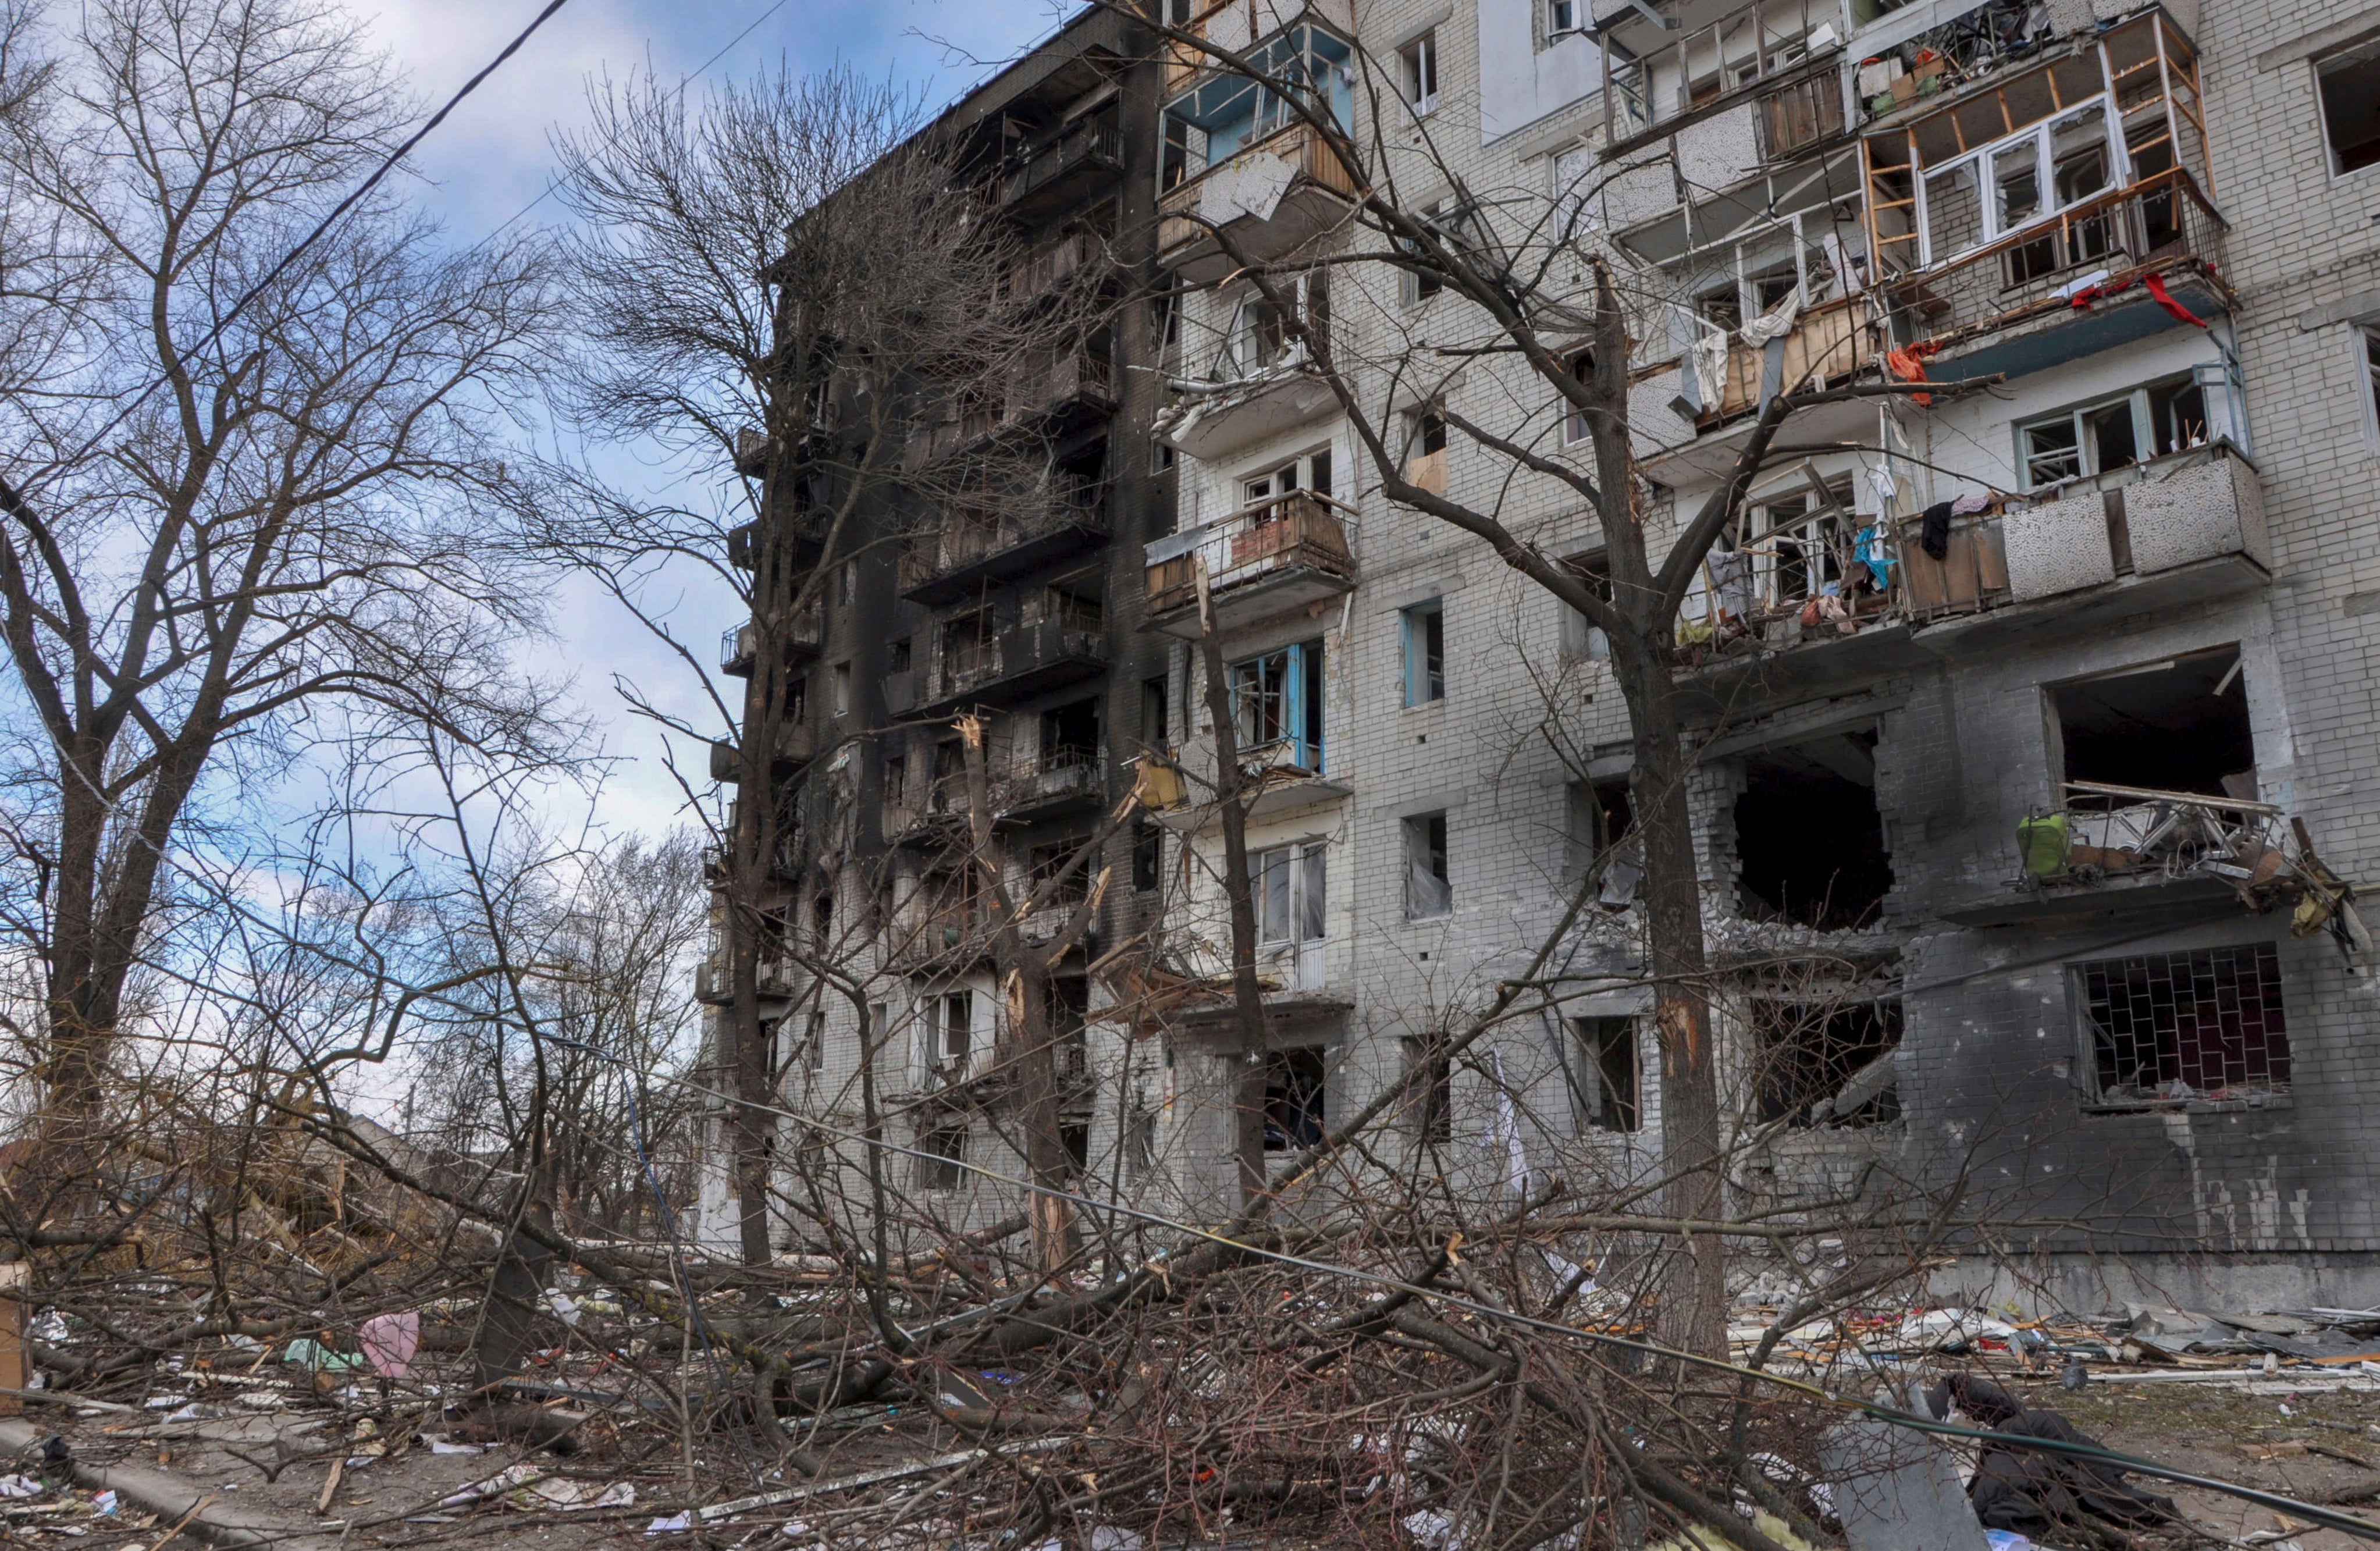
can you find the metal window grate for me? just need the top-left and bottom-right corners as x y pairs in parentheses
(2079, 942), (2289, 1102)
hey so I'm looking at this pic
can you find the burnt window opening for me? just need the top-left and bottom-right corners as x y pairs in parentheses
(1263, 1046), (1328, 1151)
(1140, 674), (1169, 752)
(2078, 942), (2289, 1106)
(1573, 1016), (1641, 1133)
(1404, 1036), (1453, 1143)
(1565, 778), (1639, 908)
(1131, 820), (1162, 892)
(2052, 646), (2253, 800)
(1060, 1120), (1090, 1181)
(1752, 999), (1903, 1127)
(1051, 974), (1091, 1083)
(917, 1125), (966, 1190)
(1041, 698), (1100, 771)
(1734, 732), (1891, 930)
(890, 636), (912, 672)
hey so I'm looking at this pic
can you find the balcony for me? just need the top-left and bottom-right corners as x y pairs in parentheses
(1594, 0), (1847, 156)
(919, 614), (1105, 714)
(999, 229), (1108, 309)
(903, 351), (1114, 469)
(901, 484), (1110, 606)
(710, 720), (820, 784)
(693, 955), (803, 1005)
(1170, 939), (1351, 1028)
(1879, 170), (2230, 383)
(1157, 358), (1341, 463)
(1000, 115), (1122, 220)
(1683, 294), (1887, 433)
(1144, 493), (1357, 639)
(1672, 442), (2264, 712)
(999, 746), (1108, 824)
(718, 607), (823, 677)
(1151, 734), (1349, 833)
(1158, 122), (1361, 284)
(1942, 782), (2306, 927)
(725, 512), (828, 572)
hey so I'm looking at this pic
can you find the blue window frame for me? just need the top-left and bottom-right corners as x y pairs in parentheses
(1160, 23), (1355, 188)
(1401, 600), (1445, 706)
(1229, 637), (1325, 773)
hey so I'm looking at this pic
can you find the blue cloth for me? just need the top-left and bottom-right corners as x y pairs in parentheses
(1855, 524), (1894, 589)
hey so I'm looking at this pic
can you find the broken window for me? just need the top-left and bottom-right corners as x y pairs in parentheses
(2365, 326), (2380, 435)
(1752, 999), (1902, 1126)
(1033, 578), (1104, 634)
(883, 755), (907, 812)
(1570, 1016), (1640, 1133)
(928, 990), (974, 1075)
(1760, 74), (1844, 158)
(1263, 1046), (1328, 1150)
(1748, 479), (1855, 611)
(1401, 600), (1445, 705)
(2051, 645), (2251, 799)
(1255, 840), (1328, 947)
(2018, 375), (2210, 489)
(917, 1125), (966, 1189)
(890, 636), (912, 672)
(1403, 812), (1452, 919)
(1229, 638), (1324, 771)
(2077, 942), (2289, 1105)
(1560, 349), (1595, 445)
(1219, 269), (1330, 379)
(1734, 731), (1891, 930)
(2317, 38), (2380, 176)
(1125, 1097), (1158, 1180)
(1241, 447), (1332, 505)
(1403, 1036), (1453, 1142)
(1040, 698), (1100, 772)
(1052, 974), (1090, 1078)
(1566, 779), (1639, 906)
(1159, 23), (1354, 184)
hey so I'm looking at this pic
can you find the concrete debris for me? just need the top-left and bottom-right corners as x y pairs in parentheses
(1817, 1413), (1990, 1551)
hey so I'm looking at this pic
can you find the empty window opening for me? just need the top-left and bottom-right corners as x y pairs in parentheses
(832, 661), (852, 717)
(1264, 1046), (1328, 1150)
(1404, 812), (1452, 919)
(2367, 326), (2380, 432)
(1052, 974), (1090, 1082)
(1041, 698), (1100, 771)
(1140, 674), (1169, 752)
(917, 1125), (966, 1189)
(1570, 1016), (1641, 1133)
(1404, 1036), (1453, 1142)
(1734, 732), (1891, 930)
(2318, 39), (2380, 176)
(1132, 820), (1162, 892)
(1752, 999), (1902, 1126)
(1567, 778), (1640, 906)
(1400, 30), (1439, 115)
(942, 607), (997, 681)
(1401, 600), (1445, 705)
(1061, 1120), (1090, 1180)
(1405, 410), (1448, 493)
(1036, 579), (1104, 634)
(2078, 942), (2289, 1105)
(1029, 842), (1090, 912)
(1561, 349), (1596, 445)
(1559, 550), (1612, 658)
(1126, 1101), (1158, 1180)
(890, 636), (913, 672)
(883, 755), (907, 810)
(2052, 646), (2251, 800)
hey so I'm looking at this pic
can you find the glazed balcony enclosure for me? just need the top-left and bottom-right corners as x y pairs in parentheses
(1158, 22), (1360, 282)
(1143, 492), (1357, 639)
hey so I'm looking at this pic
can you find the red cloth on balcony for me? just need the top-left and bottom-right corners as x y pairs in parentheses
(1885, 344), (1936, 407)
(2144, 272), (2208, 329)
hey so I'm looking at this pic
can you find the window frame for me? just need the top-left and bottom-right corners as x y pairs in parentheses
(1218, 269), (1330, 379)
(1228, 637), (1325, 771)
(1914, 95), (2128, 269)
(917, 1125), (967, 1190)
(2362, 323), (2380, 456)
(2013, 373), (2211, 490)
(2072, 942), (2292, 1110)
(1400, 599), (1446, 707)
(1400, 29), (1439, 116)
(1253, 839), (1328, 947)
(1573, 1016), (1642, 1134)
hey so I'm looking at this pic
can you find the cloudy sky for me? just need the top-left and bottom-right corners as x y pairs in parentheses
(360, 0), (1076, 844)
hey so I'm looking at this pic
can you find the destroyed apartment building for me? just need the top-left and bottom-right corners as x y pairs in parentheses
(696, 0), (2380, 1312)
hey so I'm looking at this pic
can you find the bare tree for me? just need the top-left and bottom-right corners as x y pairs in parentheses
(531, 63), (1109, 1265)
(0, 0), (561, 1125)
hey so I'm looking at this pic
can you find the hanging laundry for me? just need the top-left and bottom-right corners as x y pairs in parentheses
(1921, 499), (1954, 560)
(1870, 463), (1898, 510)
(1687, 329), (1730, 413)
(1949, 492), (1993, 517)
(2051, 269), (2112, 307)
(2144, 272), (2208, 329)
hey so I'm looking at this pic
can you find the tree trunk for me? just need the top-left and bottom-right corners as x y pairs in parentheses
(1610, 638), (1728, 1361)
(1193, 570), (1269, 1210)
(1010, 957), (1077, 1275)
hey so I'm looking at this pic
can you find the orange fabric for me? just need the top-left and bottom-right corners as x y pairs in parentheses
(1885, 346), (1933, 407)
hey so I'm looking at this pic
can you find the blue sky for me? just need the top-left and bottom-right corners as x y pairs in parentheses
(361, 0), (1076, 842)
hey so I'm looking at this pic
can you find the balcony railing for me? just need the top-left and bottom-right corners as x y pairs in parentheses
(1692, 295), (1884, 427)
(1599, 0), (1844, 152)
(900, 483), (1109, 602)
(720, 609), (823, 675)
(2018, 782), (2290, 892)
(922, 616), (1105, 712)
(1144, 492), (1357, 627)
(1158, 120), (1361, 259)
(1001, 116), (1122, 212)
